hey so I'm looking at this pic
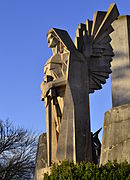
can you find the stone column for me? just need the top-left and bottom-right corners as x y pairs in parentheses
(111, 16), (130, 107)
(101, 15), (130, 165)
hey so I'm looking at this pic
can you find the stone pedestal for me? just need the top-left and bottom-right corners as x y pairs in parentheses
(100, 104), (130, 165)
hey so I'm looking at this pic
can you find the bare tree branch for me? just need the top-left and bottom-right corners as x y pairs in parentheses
(0, 119), (37, 180)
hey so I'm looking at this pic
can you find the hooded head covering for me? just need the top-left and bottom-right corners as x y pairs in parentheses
(47, 28), (76, 52)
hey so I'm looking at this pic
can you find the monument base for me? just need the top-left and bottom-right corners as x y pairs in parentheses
(33, 133), (47, 180)
(100, 104), (130, 165)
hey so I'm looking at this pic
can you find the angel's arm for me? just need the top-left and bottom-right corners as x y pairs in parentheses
(41, 76), (67, 100)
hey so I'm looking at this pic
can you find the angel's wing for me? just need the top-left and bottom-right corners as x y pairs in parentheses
(75, 3), (119, 93)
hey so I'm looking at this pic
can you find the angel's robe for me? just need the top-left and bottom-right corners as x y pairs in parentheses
(56, 49), (92, 162)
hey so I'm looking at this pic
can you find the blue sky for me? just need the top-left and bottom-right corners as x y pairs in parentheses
(0, 0), (129, 139)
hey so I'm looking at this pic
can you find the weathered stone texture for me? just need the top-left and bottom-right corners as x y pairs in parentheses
(33, 133), (47, 180)
(100, 104), (130, 165)
(40, 4), (119, 166)
(111, 16), (130, 107)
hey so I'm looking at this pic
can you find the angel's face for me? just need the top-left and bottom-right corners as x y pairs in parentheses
(47, 33), (58, 48)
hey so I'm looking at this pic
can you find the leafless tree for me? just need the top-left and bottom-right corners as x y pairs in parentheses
(0, 119), (37, 180)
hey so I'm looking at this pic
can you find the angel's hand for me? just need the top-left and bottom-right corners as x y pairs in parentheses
(40, 81), (53, 99)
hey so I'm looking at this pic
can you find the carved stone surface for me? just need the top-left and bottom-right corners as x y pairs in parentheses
(100, 15), (130, 165)
(33, 133), (47, 180)
(40, 3), (119, 166)
(100, 104), (130, 165)
(111, 16), (130, 107)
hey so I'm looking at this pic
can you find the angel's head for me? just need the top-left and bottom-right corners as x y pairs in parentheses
(47, 28), (70, 55)
(47, 31), (59, 48)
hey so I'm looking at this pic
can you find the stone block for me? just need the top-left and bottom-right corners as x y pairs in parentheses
(100, 104), (130, 165)
(33, 133), (47, 180)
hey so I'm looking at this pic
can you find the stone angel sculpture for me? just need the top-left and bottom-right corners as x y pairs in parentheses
(40, 3), (119, 166)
